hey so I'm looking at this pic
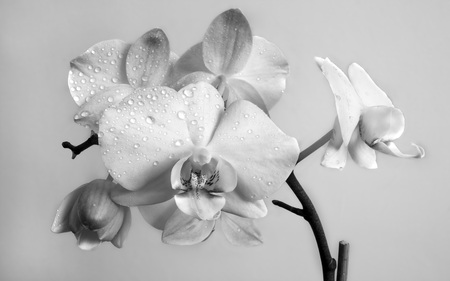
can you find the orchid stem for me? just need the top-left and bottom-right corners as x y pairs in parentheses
(272, 200), (306, 217)
(285, 172), (336, 281)
(297, 129), (333, 163)
(62, 132), (98, 159)
(337, 241), (350, 281)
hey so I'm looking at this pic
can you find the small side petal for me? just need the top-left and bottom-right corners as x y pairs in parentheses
(208, 100), (299, 200)
(321, 118), (348, 170)
(126, 29), (170, 88)
(222, 189), (267, 219)
(372, 142), (425, 158)
(77, 229), (101, 251)
(233, 36), (289, 109)
(226, 78), (269, 114)
(111, 207), (132, 248)
(68, 40), (130, 106)
(221, 213), (262, 246)
(51, 184), (86, 233)
(203, 9), (253, 75)
(316, 57), (363, 146)
(162, 209), (215, 245)
(139, 199), (178, 230)
(96, 208), (125, 241)
(348, 63), (394, 107)
(348, 127), (377, 169)
(74, 85), (134, 132)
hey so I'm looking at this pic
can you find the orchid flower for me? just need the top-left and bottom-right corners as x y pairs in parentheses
(97, 82), (299, 245)
(171, 9), (288, 113)
(315, 57), (425, 169)
(68, 28), (178, 132)
(51, 179), (131, 250)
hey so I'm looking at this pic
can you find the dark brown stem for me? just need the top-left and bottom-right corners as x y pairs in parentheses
(297, 129), (333, 163)
(62, 132), (98, 159)
(285, 172), (336, 281)
(337, 241), (350, 281)
(272, 200), (307, 217)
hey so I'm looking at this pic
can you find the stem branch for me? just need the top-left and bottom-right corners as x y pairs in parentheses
(62, 132), (98, 159)
(272, 200), (306, 217)
(297, 129), (333, 163)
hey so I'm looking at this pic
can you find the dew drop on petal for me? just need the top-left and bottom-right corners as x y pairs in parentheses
(274, 147), (279, 151)
(142, 136), (148, 142)
(133, 143), (140, 149)
(94, 67), (101, 73)
(173, 139), (184, 147)
(153, 161), (159, 166)
(127, 99), (134, 105)
(183, 89), (193, 97)
(177, 111), (186, 120)
(107, 97), (114, 103)
(129, 118), (136, 124)
(80, 111), (89, 117)
(146, 116), (155, 124)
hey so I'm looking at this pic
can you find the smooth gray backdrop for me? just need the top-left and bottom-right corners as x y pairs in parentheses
(1, 0), (448, 280)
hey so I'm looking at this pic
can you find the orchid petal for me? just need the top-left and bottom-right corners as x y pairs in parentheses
(96, 207), (125, 241)
(221, 213), (262, 246)
(74, 85), (134, 132)
(162, 209), (215, 245)
(111, 168), (177, 206)
(171, 71), (216, 91)
(321, 118), (348, 170)
(372, 142), (425, 158)
(233, 36), (289, 109)
(222, 189), (267, 219)
(178, 83), (225, 147)
(171, 43), (210, 81)
(359, 106), (405, 145)
(348, 127), (377, 169)
(161, 52), (180, 87)
(316, 57), (364, 146)
(226, 78), (269, 114)
(126, 29), (170, 88)
(174, 190), (225, 220)
(99, 86), (193, 190)
(203, 9), (252, 75)
(77, 229), (101, 251)
(348, 63), (394, 107)
(111, 207), (132, 248)
(51, 184), (86, 233)
(139, 199), (178, 230)
(68, 40), (130, 106)
(208, 100), (299, 200)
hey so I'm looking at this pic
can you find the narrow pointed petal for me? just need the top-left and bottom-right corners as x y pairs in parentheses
(208, 100), (299, 200)
(348, 127), (377, 169)
(68, 40), (130, 106)
(96, 208), (125, 241)
(139, 199), (178, 230)
(98, 86), (193, 191)
(111, 168), (177, 206)
(222, 189), (267, 219)
(178, 83), (225, 147)
(372, 142), (425, 158)
(51, 185), (86, 233)
(162, 209), (215, 245)
(77, 229), (101, 251)
(170, 71), (216, 91)
(359, 106), (405, 145)
(316, 57), (364, 146)
(112, 208), (132, 248)
(203, 9), (253, 75)
(321, 119), (348, 170)
(221, 213), (262, 246)
(233, 36), (288, 109)
(174, 190), (225, 220)
(126, 29), (170, 88)
(226, 78), (269, 114)
(348, 63), (394, 107)
(74, 85), (134, 132)
(171, 43), (210, 81)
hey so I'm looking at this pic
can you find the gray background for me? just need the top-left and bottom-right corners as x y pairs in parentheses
(1, 0), (448, 280)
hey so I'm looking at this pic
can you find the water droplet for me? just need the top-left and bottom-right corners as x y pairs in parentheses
(127, 99), (134, 105)
(133, 143), (140, 149)
(198, 126), (204, 131)
(129, 118), (136, 124)
(142, 136), (148, 142)
(190, 120), (198, 125)
(240, 137), (245, 141)
(80, 111), (89, 117)
(73, 96), (80, 102)
(94, 67), (101, 73)
(174, 139), (184, 147)
(183, 89), (193, 97)
(153, 161), (159, 166)
(112, 77), (119, 83)
(274, 147), (279, 151)
(168, 153), (175, 159)
(107, 97), (114, 103)
(247, 129), (253, 134)
(109, 127), (115, 132)
(146, 116), (155, 124)
(177, 111), (186, 120)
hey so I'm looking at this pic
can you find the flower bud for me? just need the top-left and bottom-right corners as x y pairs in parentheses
(359, 106), (405, 146)
(51, 179), (131, 250)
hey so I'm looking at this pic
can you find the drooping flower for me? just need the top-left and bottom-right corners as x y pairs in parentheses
(170, 9), (288, 113)
(51, 179), (131, 250)
(98, 82), (299, 245)
(68, 28), (178, 132)
(315, 57), (425, 169)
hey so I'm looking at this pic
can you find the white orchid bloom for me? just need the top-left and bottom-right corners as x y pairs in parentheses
(171, 9), (289, 113)
(316, 57), (424, 169)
